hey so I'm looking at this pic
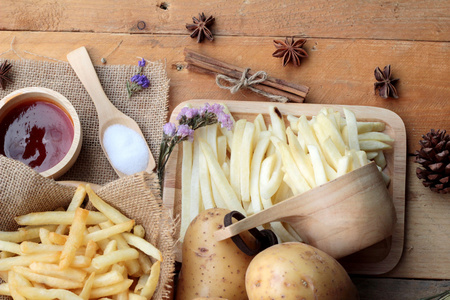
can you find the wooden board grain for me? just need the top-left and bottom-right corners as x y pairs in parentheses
(0, 0), (449, 41)
(0, 32), (448, 154)
(163, 99), (407, 275)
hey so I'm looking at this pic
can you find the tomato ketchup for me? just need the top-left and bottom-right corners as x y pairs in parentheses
(0, 98), (74, 172)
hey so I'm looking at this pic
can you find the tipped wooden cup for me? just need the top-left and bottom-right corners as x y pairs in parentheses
(214, 162), (397, 259)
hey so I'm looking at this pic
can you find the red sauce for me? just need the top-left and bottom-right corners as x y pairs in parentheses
(0, 98), (74, 172)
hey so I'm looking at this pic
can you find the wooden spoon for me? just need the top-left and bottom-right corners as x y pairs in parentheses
(214, 162), (397, 259)
(67, 46), (155, 177)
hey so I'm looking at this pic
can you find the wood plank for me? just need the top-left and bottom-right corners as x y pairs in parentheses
(386, 156), (450, 279)
(1, 32), (448, 153)
(352, 277), (450, 300)
(0, 0), (449, 41)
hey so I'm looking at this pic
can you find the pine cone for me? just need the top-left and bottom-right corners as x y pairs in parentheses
(415, 129), (450, 194)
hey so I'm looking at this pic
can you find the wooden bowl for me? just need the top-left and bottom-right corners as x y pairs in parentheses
(0, 87), (82, 179)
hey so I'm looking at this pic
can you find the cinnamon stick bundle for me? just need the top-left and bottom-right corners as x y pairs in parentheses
(184, 48), (309, 103)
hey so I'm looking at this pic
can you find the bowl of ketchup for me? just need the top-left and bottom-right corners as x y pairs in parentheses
(0, 87), (82, 179)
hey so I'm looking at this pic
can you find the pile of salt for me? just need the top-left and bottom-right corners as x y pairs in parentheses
(102, 124), (149, 175)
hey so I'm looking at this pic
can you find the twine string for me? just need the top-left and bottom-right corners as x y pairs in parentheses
(216, 68), (288, 103)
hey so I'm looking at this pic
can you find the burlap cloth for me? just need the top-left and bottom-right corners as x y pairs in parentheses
(0, 59), (174, 299)
(0, 58), (169, 185)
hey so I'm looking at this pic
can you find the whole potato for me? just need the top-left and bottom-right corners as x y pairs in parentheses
(176, 208), (256, 300)
(245, 242), (359, 300)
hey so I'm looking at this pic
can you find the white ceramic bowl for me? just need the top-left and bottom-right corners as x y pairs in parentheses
(0, 87), (82, 179)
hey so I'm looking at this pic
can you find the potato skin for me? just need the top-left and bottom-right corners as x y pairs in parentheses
(176, 208), (255, 300)
(245, 242), (359, 300)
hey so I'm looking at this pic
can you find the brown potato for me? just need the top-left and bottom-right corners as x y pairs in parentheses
(176, 208), (257, 300)
(245, 242), (359, 300)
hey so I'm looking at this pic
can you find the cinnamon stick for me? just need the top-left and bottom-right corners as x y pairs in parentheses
(184, 48), (309, 103)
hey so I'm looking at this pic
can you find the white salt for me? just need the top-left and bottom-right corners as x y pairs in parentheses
(102, 124), (149, 175)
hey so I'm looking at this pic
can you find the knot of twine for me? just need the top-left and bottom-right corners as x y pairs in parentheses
(216, 68), (288, 103)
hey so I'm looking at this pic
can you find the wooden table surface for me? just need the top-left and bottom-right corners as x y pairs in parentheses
(1, 1), (449, 299)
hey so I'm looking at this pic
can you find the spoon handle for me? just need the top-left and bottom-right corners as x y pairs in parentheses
(67, 47), (115, 121)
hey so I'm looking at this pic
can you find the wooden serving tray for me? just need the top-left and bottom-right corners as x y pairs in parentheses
(162, 100), (406, 275)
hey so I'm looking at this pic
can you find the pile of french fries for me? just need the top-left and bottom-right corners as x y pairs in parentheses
(180, 104), (394, 243)
(0, 185), (162, 300)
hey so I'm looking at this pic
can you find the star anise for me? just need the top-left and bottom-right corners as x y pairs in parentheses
(272, 37), (308, 67)
(0, 60), (13, 90)
(186, 13), (215, 43)
(374, 65), (399, 99)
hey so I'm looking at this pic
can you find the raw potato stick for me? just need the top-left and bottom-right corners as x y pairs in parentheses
(199, 139), (246, 216)
(190, 131), (202, 222)
(14, 211), (107, 226)
(240, 122), (255, 203)
(198, 127), (215, 210)
(180, 140), (193, 242)
(269, 106), (287, 143)
(230, 119), (246, 201)
(343, 108), (360, 151)
(250, 136), (271, 214)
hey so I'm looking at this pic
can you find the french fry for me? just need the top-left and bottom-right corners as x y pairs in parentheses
(18, 286), (83, 300)
(92, 270), (124, 288)
(0, 225), (57, 243)
(250, 135), (271, 214)
(129, 292), (147, 300)
(29, 262), (87, 282)
(60, 207), (89, 270)
(20, 241), (68, 254)
(359, 140), (392, 151)
(92, 248), (139, 270)
(8, 271), (27, 300)
(337, 155), (351, 176)
(12, 266), (83, 289)
(138, 250), (153, 275)
(287, 115), (299, 133)
(48, 232), (68, 245)
(99, 222), (141, 276)
(320, 137), (342, 171)
(134, 274), (149, 294)
(56, 184), (86, 235)
(39, 227), (52, 245)
(79, 272), (95, 300)
(0, 240), (21, 255)
(70, 255), (92, 269)
(85, 240), (98, 259)
(254, 113), (267, 132)
(15, 211), (107, 226)
(230, 119), (246, 201)
(0, 252), (60, 271)
(199, 139), (246, 216)
(86, 185), (131, 224)
(240, 122), (255, 202)
(84, 220), (135, 243)
(343, 107), (360, 151)
(89, 279), (133, 299)
(133, 225), (145, 239)
(0, 282), (9, 295)
(121, 232), (162, 262)
(140, 260), (160, 298)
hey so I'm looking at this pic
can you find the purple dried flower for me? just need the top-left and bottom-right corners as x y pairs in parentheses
(207, 103), (224, 115)
(163, 122), (177, 136)
(138, 58), (146, 67)
(138, 75), (150, 88)
(218, 112), (233, 131)
(185, 108), (199, 119)
(177, 107), (190, 120)
(131, 74), (141, 82)
(126, 57), (150, 98)
(177, 124), (195, 142)
(199, 103), (210, 116)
